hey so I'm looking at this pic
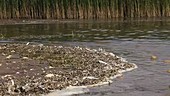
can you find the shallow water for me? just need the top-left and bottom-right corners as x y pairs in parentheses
(0, 20), (170, 96)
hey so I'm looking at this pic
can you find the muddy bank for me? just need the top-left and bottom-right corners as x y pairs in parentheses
(1, 19), (170, 26)
(0, 43), (137, 96)
(0, 20), (61, 25)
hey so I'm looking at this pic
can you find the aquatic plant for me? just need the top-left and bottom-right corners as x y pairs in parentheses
(0, 0), (170, 19)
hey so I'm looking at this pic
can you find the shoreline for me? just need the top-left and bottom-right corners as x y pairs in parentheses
(0, 18), (170, 25)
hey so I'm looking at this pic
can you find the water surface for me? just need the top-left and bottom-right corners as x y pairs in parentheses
(0, 20), (170, 96)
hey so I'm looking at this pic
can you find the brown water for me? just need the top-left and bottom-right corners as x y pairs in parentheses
(0, 20), (170, 96)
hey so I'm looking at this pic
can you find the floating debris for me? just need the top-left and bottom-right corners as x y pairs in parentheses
(45, 74), (55, 78)
(82, 76), (98, 80)
(6, 55), (12, 59)
(11, 50), (15, 53)
(49, 66), (54, 69)
(26, 42), (30, 45)
(164, 60), (170, 64)
(6, 54), (20, 59)
(167, 70), (170, 73)
(8, 78), (15, 94)
(150, 55), (157, 60)
(30, 68), (34, 71)
(98, 60), (108, 65)
(22, 57), (29, 60)
(16, 72), (20, 74)
(1, 75), (12, 79)
(0, 43), (137, 96)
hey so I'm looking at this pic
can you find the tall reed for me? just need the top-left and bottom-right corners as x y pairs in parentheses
(0, 0), (170, 19)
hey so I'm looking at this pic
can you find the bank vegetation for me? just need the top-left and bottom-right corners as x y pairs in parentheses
(0, 0), (170, 19)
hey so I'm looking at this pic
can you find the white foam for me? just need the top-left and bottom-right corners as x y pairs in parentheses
(82, 76), (98, 80)
(98, 60), (108, 65)
(46, 86), (89, 96)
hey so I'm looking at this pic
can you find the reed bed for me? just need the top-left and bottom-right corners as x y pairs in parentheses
(0, 0), (170, 19)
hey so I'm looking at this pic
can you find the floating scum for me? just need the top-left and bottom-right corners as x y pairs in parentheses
(0, 43), (137, 95)
(0, 0), (170, 19)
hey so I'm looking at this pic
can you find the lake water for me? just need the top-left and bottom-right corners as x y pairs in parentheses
(0, 20), (170, 96)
